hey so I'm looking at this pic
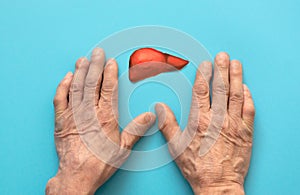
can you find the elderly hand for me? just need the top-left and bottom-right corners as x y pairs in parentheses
(46, 48), (156, 195)
(155, 52), (255, 195)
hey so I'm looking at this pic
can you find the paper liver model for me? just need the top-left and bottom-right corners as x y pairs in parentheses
(129, 48), (189, 82)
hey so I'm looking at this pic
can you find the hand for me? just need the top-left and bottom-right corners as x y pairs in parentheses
(46, 48), (156, 195)
(155, 52), (255, 195)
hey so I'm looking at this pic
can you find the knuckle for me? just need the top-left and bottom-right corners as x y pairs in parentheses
(193, 80), (209, 97)
(85, 74), (101, 89)
(70, 83), (82, 94)
(100, 90), (115, 104)
(120, 134), (133, 149)
(211, 103), (226, 115)
(158, 117), (174, 132)
(232, 67), (242, 76)
(213, 82), (229, 95)
(104, 79), (117, 89)
(101, 87), (113, 95)
(230, 91), (244, 102)
(85, 78), (96, 88)
(158, 119), (167, 130)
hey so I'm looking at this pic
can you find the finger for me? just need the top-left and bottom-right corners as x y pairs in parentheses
(120, 112), (156, 149)
(98, 59), (118, 114)
(83, 48), (105, 105)
(228, 60), (243, 117)
(53, 72), (73, 117)
(155, 103), (181, 142)
(69, 58), (89, 107)
(192, 61), (212, 113)
(242, 84), (255, 126)
(211, 52), (230, 113)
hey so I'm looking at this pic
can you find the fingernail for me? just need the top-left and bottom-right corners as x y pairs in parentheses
(231, 60), (241, 68)
(66, 72), (73, 78)
(202, 61), (211, 68)
(80, 57), (86, 64)
(93, 48), (103, 55)
(243, 84), (248, 92)
(144, 113), (151, 122)
(155, 103), (164, 115)
(107, 58), (115, 65)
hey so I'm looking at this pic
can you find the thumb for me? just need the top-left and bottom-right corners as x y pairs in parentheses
(120, 112), (156, 149)
(155, 103), (181, 142)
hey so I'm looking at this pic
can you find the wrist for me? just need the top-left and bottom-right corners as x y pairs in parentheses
(192, 183), (245, 195)
(45, 172), (98, 195)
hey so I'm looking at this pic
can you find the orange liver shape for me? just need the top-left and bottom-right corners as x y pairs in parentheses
(129, 48), (189, 82)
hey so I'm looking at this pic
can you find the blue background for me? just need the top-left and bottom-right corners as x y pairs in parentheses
(0, 0), (299, 194)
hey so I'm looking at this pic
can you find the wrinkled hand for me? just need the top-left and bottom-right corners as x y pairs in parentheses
(46, 48), (156, 195)
(155, 52), (255, 195)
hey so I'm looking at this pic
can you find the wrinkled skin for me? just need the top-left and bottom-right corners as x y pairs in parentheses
(46, 48), (156, 195)
(155, 52), (255, 194)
